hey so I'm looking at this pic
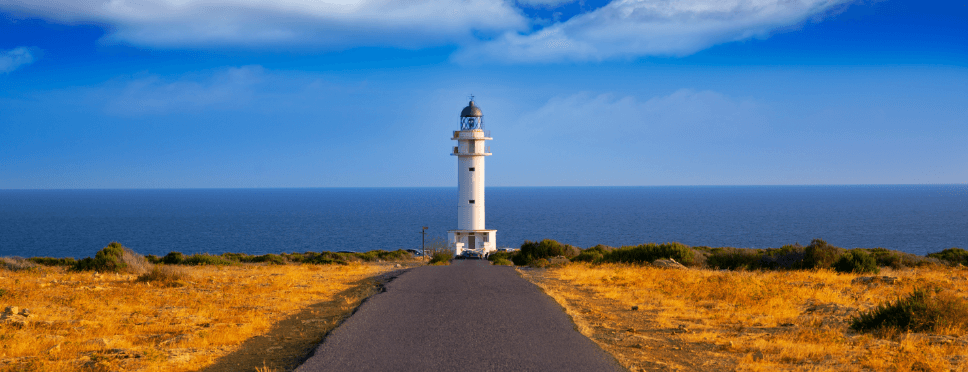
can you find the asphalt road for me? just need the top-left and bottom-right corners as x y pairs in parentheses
(296, 260), (625, 372)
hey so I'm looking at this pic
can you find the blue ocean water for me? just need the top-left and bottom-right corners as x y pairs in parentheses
(0, 185), (966, 259)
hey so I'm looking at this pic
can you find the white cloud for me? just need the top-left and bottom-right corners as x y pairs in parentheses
(0, 0), (529, 48)
(456, 0), (856, 63)
(0, 47), (35, 73)
(0, 0), (859, 61)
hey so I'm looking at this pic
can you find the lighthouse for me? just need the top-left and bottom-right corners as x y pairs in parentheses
(448, 99), (497, 256)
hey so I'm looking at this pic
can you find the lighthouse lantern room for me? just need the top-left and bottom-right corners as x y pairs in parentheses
(447, 99), (497, 256)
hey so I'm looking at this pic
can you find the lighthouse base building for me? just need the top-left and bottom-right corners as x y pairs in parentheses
(448, 100), (497, 256)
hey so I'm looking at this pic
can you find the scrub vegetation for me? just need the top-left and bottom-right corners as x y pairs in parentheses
(0, 244), (418, 372)
(512, 238), (968, 371)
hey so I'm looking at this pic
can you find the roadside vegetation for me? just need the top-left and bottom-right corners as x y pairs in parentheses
(0, 243), (419, 371)
(507, 238), (968, 371)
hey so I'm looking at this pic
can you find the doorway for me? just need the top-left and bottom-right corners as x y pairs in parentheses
(467, 235), (476, 251)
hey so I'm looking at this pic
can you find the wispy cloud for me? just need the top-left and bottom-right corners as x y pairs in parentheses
(0, 0), (528, 49)
(0, 47), (36, 74)
(516, 89), (765, 143)
(457, 0), (857, 63)
(0, 0), (858, 62)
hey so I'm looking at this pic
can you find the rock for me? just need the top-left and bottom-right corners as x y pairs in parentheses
(780, 322), (795, 327)
(3, 307), (18, 315)
(652, 258), (687, 269)
(0, 315), (28, 328)
(394, 264), (402, 268)
(677, 324), (690, 333)
(19, 308), (30, 317)
(880, 276), (900, 285)
(631, 305), (639, 311)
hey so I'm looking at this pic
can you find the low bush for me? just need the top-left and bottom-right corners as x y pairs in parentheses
(491, 258), (513, 266)
(226, 253), (286, 265)
(0, 257), (37, 271)
(706, 248), (763, 270)
(759, 244), (807, 270)
(73, 242), (149, 273)
(487, 251), (517, 264)
(429, 251), (453, 265)
(927, 248), (968, 266)
(136, 265), (190, 287)
(834, 249), (880, 274)
(867, 248), (903, 269)
(358, 249), (413, 262)
(602, 242), (695, 266)
(162, 251), (186, 265)
(182, 254), (237, 266)
(851, 288), (968, 335)
(803, 239), (844, 269)
(572, 245), (613, 263)
(514, 240), (581, 266)
(27, 257), (77, 267)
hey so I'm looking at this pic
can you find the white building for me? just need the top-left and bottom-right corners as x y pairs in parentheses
(447, 100), (497, 256)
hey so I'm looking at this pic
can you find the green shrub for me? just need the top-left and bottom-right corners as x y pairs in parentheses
(162, 251), (186, 265)
(429, 251), (453, 265)
(27, 257), (77, 267)
(358, 249), (413, 262)
(927, 248), (968, 266)
(602, 242), (695, 266)
(487, 251), (517, 264)
(235, 253), (286, 265)
(706, 248), (763, 270)
(867, 248), (903, 269)
(572, 245), (613, 263)
(491, 258), (513, 266)
(513, 240), (580, 266)
(851, 288), (968, 334)
(803, 239), (844, 269)
(528, 258), (551, 268)
(834, 249), (880, 274)
(182, 254), (237, 266)
(571, 250), (604, 263)
(144, 255), (162, 264)
(73, 242), (128, 272)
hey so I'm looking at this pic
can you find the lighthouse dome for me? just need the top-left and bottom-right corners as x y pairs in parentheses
(460, 101), (483, 117)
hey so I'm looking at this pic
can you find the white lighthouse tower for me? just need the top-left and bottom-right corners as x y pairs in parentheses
(448, 99), (496, 256)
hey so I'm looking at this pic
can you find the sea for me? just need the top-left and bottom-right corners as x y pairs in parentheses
(1, 185), (966, 259)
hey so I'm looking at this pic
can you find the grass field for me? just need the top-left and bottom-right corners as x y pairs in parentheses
(522, 263), (968, 371)
(0, 262), (403, 371)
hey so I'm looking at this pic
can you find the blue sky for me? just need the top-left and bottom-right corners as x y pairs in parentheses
(0, 0), (965, 188)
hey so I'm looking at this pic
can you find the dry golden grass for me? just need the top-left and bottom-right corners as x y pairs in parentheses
(524, 263), (968, 371)
(0, 263), (399, 371)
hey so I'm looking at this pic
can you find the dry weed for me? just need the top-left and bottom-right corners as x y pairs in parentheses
(0, 262), (395, 371)
(529, 263), (968, 371)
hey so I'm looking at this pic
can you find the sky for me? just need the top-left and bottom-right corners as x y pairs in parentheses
(0, 0), (965, 188)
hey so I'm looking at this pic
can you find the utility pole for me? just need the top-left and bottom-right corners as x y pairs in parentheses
(421, 226), (428, 257)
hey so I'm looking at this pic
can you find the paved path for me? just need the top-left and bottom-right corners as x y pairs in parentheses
(297, 260), (625, 372)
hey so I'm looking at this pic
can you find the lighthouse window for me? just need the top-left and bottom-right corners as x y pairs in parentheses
(469, 167), (475, 171)
(469, 200), (475, 204)
(483, 233), (489, 242)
